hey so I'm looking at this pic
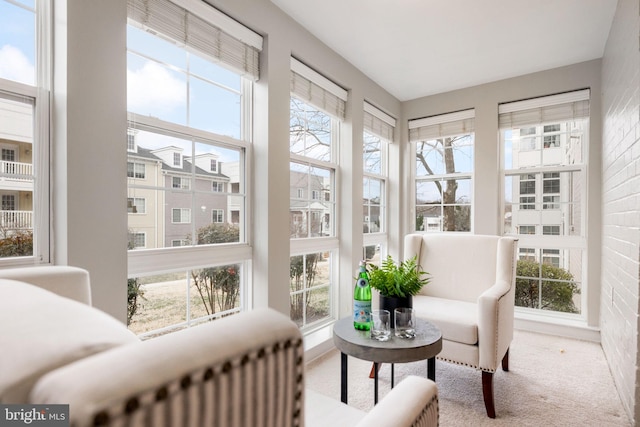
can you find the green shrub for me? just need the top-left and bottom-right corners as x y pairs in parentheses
(515, 259), (580, 313)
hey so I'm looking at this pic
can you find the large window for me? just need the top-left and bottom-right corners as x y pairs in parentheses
(410, 110), (474, 232)
(0, 0), (50, 264)
(289, 58), (346, 329)
(363, 102), (394, 264)
(501, 89), (589, 316)
(126, 0), (261, 337)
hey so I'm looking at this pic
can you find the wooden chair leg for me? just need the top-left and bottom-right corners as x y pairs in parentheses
(482, 371), (496, 418)
(502, 348), (509, 371)
(368, 362), (382, 378)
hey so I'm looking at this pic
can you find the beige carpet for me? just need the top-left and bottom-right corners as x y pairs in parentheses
(305, 330), (631, 426)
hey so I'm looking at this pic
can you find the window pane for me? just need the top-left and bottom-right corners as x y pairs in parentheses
(0, 94), (35, 258)
(290, 252), (331, 328)
(514, 248), (582, 314)
(290, 162), (333, 238)
(363, 177), (382, 233)
(0, 1), (36, 86)
(127, 129), (245, 249)
(363, 132), (382, 175)
(504, 171), (582, 237)
(189, 76), (240, 139)
(290, 98), (332, 161)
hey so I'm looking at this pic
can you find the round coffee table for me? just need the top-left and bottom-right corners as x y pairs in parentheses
(333, 316), (442, 404)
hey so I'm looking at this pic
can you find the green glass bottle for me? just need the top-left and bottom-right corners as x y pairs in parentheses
(353, 260), (372, 331)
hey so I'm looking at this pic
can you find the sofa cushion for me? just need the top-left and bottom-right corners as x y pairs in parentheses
(305, 389), (365, 427)
(0, 279), (139, 403)
(413, 295), (478, 345)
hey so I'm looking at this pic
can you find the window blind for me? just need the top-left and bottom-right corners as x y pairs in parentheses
(498, 89), (590, 129)
(127, 0), (263, 80)
(364, 102), (396, 141)
(290, 57), (348, 120)
(408, 109), (475, 142)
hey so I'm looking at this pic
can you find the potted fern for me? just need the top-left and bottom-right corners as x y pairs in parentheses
(367, 255), (430, 324)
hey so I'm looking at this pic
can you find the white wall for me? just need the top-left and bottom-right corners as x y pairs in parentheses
(600, 0), (640, 423)
(401, 60), (603, 331)
(53, 0), (128, 321)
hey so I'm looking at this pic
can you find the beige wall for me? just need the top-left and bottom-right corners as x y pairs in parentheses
(600, 0), (640, 423)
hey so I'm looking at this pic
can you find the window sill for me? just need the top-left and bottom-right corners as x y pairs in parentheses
(515, 311), (600, 342)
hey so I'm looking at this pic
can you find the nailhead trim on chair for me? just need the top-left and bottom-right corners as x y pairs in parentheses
(86, 337), (305, 427)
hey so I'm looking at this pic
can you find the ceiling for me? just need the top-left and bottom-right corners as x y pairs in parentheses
(270, 0), (618, 101)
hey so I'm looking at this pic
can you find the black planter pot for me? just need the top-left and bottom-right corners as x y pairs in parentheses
(379, 294), (413, 326)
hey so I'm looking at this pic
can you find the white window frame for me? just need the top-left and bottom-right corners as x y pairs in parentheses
(500, 89), (590, 319)
(171, 208), (191, 224)
(409, 109), (475, 233)
(0, 0), (51, 266)
(126, 0), (257, 336)
(212, 209), (224, 223)
(127, 197), (146, 214)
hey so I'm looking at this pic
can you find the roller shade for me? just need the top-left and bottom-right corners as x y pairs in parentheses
(364, 102), (396, 141)
(128, 0), (263, 80)
(408, 109), (475, 142)
(290, 58), (348, 120)
(499, 89), (590, 129)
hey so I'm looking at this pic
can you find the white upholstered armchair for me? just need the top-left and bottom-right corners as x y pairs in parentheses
(404, 233), (518, 418)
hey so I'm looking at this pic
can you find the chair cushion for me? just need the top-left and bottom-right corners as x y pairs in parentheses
(0, 279), (139, 403)
(413, 295), (478, 345)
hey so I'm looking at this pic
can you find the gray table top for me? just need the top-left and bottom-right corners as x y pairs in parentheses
(333, 317), (443, 364)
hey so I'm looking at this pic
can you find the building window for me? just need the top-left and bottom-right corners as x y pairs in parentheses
(172, 177), (189, 190)
(212, 182), (224, 192)
(212, 209), (223, 223)
(126, 0), (259, 336)
(127, 162), (146, 179)
(501, 89), (589, 316)
(127, 197), (146, 214)
(0, 0), (50, 263)
(289, 58), (345, 329)
(172, 208), (191, 224)
(410, 109), (474, 232)
(127, 133), (136, 152)
(130, 232), (146, 249)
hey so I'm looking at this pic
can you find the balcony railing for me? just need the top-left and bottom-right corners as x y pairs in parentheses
(0, 210), (33, 230)
(0, 161), (33, 180)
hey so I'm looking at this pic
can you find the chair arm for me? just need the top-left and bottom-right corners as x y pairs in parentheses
(477, 280), (515, 370)
(0, 266), (91, 305)
(30, 308), (305, 427)
(355, 376), (438, 427)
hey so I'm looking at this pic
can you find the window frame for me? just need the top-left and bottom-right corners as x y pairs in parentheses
(0, 0), (51, 266)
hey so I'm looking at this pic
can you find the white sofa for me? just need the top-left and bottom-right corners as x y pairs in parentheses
(0, 265), (439, 427)
(404, 233), (518, 418)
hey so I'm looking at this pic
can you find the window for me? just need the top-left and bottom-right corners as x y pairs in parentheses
(130, 232), (146, 249)
(501, 89), (589, 316)
(410, 109), (474, 232)
(289, 58), (345, 329)
(171, 208), (191, 224)
(362, 102), (394, 264)
(127, 132), (136, 152)
(127, 162), (145, 179)
(127, 197), (146, 214)
(212, 209), (223, 223)
(212, 182), (224, 192)
(127, 0), (259, 336)
(172, 176), (189, 190)
(0, 0), (50, 263)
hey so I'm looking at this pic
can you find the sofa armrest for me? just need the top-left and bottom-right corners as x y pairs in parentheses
(355, 376), (438, 427)
(30, 308), (305, 427)
(0, 266), (91, 305)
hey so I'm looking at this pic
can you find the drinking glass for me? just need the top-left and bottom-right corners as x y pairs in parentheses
(394, 307), (416, 338)
(370, 309), (391, 341)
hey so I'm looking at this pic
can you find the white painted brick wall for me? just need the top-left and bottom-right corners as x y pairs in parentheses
(600, 0), (640, 423)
